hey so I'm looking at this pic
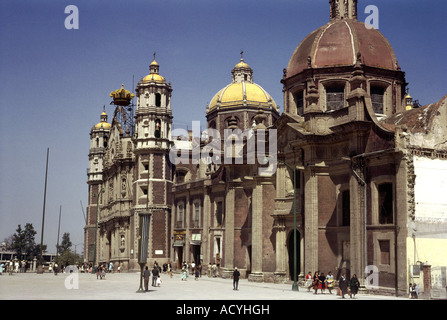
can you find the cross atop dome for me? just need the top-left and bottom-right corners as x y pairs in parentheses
(232, 50), (253, 83)
(330, 0), (358, 21)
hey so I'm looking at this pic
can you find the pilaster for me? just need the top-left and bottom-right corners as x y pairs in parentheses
(304, 167), (318, 273)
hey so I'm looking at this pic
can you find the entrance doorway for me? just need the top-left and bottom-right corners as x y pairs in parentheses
(192, 244), (201, 265)
(288, 230), (301, 280)
(176, 246), (183, 269)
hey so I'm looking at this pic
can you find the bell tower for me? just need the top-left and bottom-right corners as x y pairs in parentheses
(133, 54), (173, 266)
(85, 107), (110, 262)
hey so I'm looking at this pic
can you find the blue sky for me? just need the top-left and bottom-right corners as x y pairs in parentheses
(0, 0), (446, 254)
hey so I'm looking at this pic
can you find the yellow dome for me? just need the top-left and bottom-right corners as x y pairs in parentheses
(142, 73), (165, 83)
(95, 121), (111, 129)
(234, 61), (250, 69)
(142, 57), (166, 83)
(94, 109), (111, 129)
(208, 82), (277, 112)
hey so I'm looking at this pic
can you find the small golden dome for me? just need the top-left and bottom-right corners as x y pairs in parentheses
(142, 73), (165, 83)
(143, 57), (166, 83)
(94, 108), (111, 129)
(235, 60), (250, 69)
(208, 82), (277, 112)
(95, 121), (111, 129)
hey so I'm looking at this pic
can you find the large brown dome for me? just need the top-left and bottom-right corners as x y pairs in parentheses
(286, 19), (400, 78)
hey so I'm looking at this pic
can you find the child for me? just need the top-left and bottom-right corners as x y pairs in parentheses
(156, 276), (162, 287)
(181, 268), (187, 281)
(195, 268), (200, 280)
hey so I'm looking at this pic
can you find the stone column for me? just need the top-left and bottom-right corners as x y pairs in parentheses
(185, 192), (190, 264)
(274, 216), (287, 283)
(349, 167), (366, 282)
(249, 182), (264, 282)
(222, 186), (235, 278)
(304, 167), (318, 273)
(203, 188), (211, 268)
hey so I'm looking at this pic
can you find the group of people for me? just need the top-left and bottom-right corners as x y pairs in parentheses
(180, 261), (203, 280)
(0, 259), (25, 274)
(305, 271), (360, 298)
(143, 262), (163, 291)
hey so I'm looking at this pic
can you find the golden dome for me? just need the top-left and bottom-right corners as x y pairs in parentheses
(208, 82), (277, 112)
(142, 73), (165, 83)
(95, 121), (111, 129)
(94, 109), (111, 130)
(234, 60), (250, 69)
(142, 57), (166, 83)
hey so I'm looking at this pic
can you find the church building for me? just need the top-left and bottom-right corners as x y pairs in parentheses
(84, 0), (447, 296)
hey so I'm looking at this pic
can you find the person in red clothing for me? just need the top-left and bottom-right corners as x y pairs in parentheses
(305, 271), (313, 291)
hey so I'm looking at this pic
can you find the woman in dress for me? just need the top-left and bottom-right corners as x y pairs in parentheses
(313, 271), (320, 294)
(326, 271), (335, 294)
(318, 272), (327, 294)
(350, 274), (360, 298)
(305, 272), (313, 291)
(338, 274), (350, 298)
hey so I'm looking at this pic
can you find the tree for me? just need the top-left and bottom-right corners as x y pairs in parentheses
(55, 233), (82, 266)
(56, 232), (72, 254)
(10, 223), (45, 260)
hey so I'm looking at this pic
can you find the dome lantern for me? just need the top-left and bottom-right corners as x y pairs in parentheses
(231, 50), (253, 83)
(142, 52), (166, 84)
(330, 0), (358, 21)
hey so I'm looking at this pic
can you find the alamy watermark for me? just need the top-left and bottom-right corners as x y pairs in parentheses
(170, 121), (277, 176)
(64, 265), (79, 290)
(364, 5), (379, 30)
(64, 5), (79, 30)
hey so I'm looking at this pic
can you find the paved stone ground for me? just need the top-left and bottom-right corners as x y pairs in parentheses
(0, 271), (408, 301)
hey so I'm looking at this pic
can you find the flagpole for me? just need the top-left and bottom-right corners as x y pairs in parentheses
(37, 147), (49, 273)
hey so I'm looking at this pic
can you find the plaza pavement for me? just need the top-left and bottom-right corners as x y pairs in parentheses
(0, 270), (408, 301)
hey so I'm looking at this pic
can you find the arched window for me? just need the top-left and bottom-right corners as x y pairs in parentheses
(155, 93), (162, 107)
(326, 85), (345, 111)
(295, 90), (304, 115)
(371, 86), (385, 114)
(155, 119), (161, 138)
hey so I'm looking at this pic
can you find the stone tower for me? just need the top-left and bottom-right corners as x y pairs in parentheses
(133, 55), (173, 267)
(85, 108), (110, 262)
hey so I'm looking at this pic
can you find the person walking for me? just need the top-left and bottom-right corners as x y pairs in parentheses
(350, 274), (360, 298)
(326, 271), (335, 294)
(8, 260), (13, 275)
(339, 274), (351, 298)
(312, 271), (320, 294)
(152, 265), (160, 287)
(195, 267), (200, 280)
(143, 266), (151, 292)
(233, 267), (240, 290)
(318, 272), (327, 294)
(168, 262), (173, 278)
(181, 267), (188, 281)
(212, 263), (217, 277)
(305, 272), (313, 291)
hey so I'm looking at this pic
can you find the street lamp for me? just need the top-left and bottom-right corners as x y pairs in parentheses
(92, 187), (104, 273)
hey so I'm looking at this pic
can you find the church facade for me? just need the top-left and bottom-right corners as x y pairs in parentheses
(84, 0), (447, 296)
